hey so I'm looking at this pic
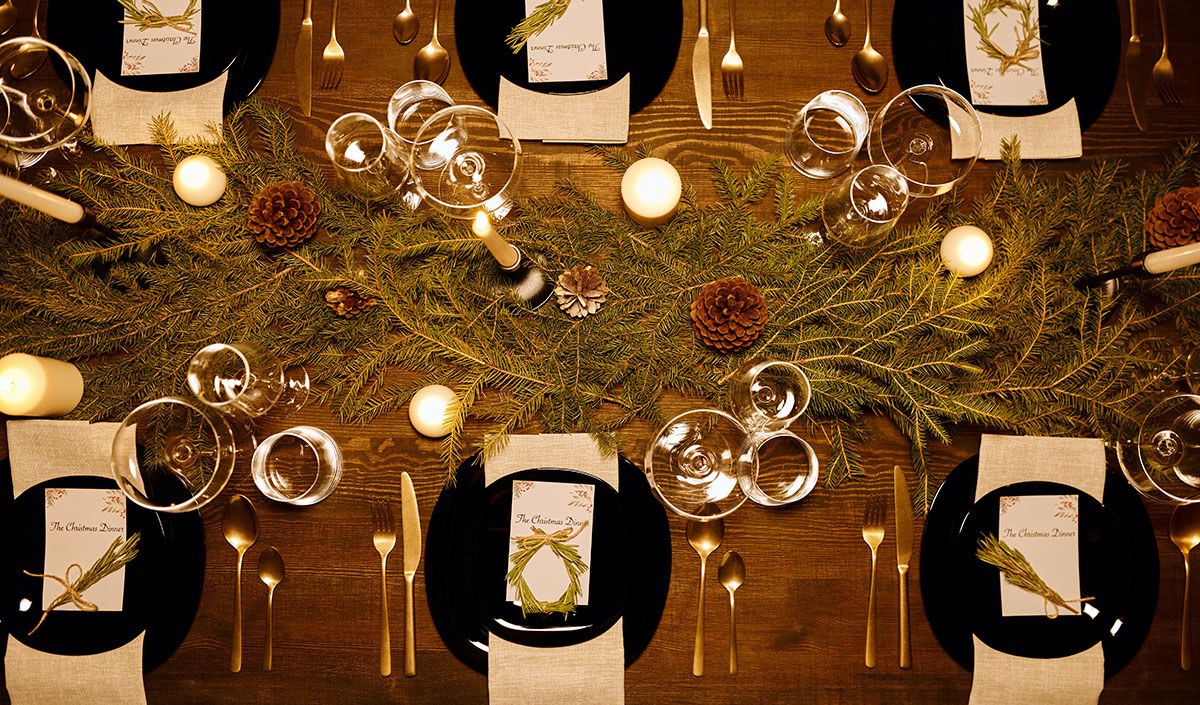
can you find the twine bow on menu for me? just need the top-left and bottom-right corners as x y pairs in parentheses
(23, 534), (141, 635)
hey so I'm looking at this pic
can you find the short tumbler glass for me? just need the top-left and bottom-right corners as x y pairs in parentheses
(785, 90), (869, 180)
(251, 426), (343, 505)
(821, 164), (910, 249)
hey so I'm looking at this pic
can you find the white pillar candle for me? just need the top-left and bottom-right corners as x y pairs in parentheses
(172, 155), (228, 207)
(472, 211), (520, 269)
(409, 384), (458, 438)
(0, 173), (86, 223)
(621, 157), (682, 227)
(1144, 241), (1200, 275)
(0, 353), (84, 417)
(940, 225), (994, 277)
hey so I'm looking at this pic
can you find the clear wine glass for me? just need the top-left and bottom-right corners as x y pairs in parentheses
(868, 84), (982, 199)
(0, 37), (91, 168)
(821, 164), (909, 249)
(111, 396), (237, 513)
(644, 409), (756, 521)
(325, 112), (410, 199)
(186, 342), (309, 420)
(1115, 393), (1200, 503)
(410, 105), (521, 220)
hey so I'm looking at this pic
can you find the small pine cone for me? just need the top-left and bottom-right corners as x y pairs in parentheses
(554, 265), (610, 318)
(325, 286), (376, 318)
(690, 277), (768, 353)
(248, 180), (321, 249)
(1145, 186), (1200, 250)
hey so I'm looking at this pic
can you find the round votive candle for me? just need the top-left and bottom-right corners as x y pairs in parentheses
(409, 384), (458, 438)
(473, 211), (520, 269)
(621, 157), (682, 227)
(940, 225), (994, 277)
(172, 155), (227, 207)
(0, 353), (84, 417)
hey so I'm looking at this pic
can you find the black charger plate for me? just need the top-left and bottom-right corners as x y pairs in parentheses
(425, 454), (671, 674)
(455, 0), (682, 114)
(46, 0), (279, 112)
(892, 0), (1120, 130)
(920, 456), (1157, 676)
(0, 463), (205, 672)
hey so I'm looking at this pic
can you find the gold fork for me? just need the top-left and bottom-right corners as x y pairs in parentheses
(319, 0), (345, 89)
(861, 495), (886, 669)
(720, 0), (744, 99)
(372, 501), (397, 677)
(1152, 0), (1180, 105)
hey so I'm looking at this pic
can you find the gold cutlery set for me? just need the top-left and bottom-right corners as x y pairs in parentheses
(861, 466), (914, 669)
(374, 472), (423, 678)
(692, 0), (746, 129)
(223, 494), (287, 673)
(686, 514), (746, 676)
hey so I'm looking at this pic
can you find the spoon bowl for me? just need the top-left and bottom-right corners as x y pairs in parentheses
(1169, 503), (1200, 670)
(0, 0), (18, 37)
(686, 511), (725, 677)
(718, 551), (745, 675)
(414, 0), (450, 84)
(258, 547), (285, 671)
(393, 0), (418, 45)
(824, 0), (850, 47)
(7, 0), (46, 79)
(222, 494), (259, 673)
(851, 0), (887, 93)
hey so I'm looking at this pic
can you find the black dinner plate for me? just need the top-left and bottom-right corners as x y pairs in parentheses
(455, 0), (682, 114)
(0, 463), (205, 672)
(892, 0), (1121, 130)
(920, 456), (1157, 676)
(46, 0), (279, 112)
(425, 454), (671, 674)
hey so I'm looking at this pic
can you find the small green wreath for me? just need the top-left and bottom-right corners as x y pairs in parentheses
(505, 521), (589, 618)
(968, 0), (1040, 75)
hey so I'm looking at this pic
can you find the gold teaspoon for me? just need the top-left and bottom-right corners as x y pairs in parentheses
(850, 0), (887, 93)
(824, 0), (850, 47)
(393, 0), (418, 45)
(223, 494), (259, 673)
(1170, 503), (1200, 670)
(686, 511), (724, 677)
(414, 0), (450, 84)
(0, 0), (18, 37)
(258, 547), (285, 672)
(718, 551), (745, 675)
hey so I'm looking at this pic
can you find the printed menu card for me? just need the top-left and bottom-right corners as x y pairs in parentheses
(42, 487), (129, 611)
(120, 0), (202, 76)
(962, 0), (1048, 106)
(523, 0), (608, 83)
(506, 480), (596, 605)
(997, 494), (1080, 616)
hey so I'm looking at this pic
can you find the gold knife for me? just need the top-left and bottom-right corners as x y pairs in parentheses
(295, 0), (313, 117)
(1125, 0), (1148, 131)
(691, 0), (712, 129)
(893, 465), (913, 670)
(401, 471), (422, 677)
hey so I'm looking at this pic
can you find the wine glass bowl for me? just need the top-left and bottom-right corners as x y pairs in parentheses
(868, 84), (981, 199)
(644, 409), (756, 521)
(821, 164), (909, 249)
(325, 112), (410, 199)
(410, 105), (521, 220)
(186, 342), (309, 420)
(730, 359), (812, 433)
(1116, 393), (1200, 503)
(0, 37), (90, 160)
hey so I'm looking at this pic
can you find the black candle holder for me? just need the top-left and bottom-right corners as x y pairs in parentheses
(496, 247), (556, 310)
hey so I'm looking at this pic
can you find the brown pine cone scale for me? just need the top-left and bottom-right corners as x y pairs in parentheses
(325, 286), (376, 318)
(248, 180), (321, 249)
(1145, 185), (1200, 250)
(690, 277), (768, 353)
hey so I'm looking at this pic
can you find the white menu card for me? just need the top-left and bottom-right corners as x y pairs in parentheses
(121, 0), (202, 76)
(506, 480), (596, 605)
(962, 0), (1048, 106)
(42, 487), (129, 611)
(997, 494), (1081, 617)
(523, 0), (608, 84)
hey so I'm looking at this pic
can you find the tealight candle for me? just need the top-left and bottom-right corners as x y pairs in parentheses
(473, 211), (520, 269)
(409, 384), (458, 438)
(172, 155), (227, 207)
(621, 157), (682, 227)
(940, 225), (994, 277)
(0, 353), (84, 417)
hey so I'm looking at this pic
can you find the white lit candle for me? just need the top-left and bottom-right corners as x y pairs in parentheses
(0, 353), (84, 417)
(940, 225), (994, 277)
(409, 384), (458, 438)
(472, 211), (520, 269)
(173, 155), (228, 207)
(0, 173), (86, 223)
(1144, 241), (1200, 275)
(621, 157), (682, 227)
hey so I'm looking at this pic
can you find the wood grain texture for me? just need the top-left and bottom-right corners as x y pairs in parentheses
(3, 0), (1200, 702)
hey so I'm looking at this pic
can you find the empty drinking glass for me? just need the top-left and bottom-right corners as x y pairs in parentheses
(186, 342), (309, 420)
(785, 90), (869, 180)
(868, 84), (982, 199)
(821, 164), (909, 249)
(325, 113), (410, 199)
(388, 80), (455, 170)
(251, 426), (343, 505)
(410, 105), (521, 220)
(644, 409), (756, 521)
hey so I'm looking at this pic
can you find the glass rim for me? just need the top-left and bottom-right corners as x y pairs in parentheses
(1121, 393), (1200, 503)
(846, 164), (910, 225)
(742, 429), (820, 506)
(388, 80), (454, 148)
(187, 342), (256, 412)
(644, 407), (753, 521)
(409, 104), (522, 219)
(869, 83), (982, 196)
(0, 37), (93, 152)
(251, 426), (342, 504)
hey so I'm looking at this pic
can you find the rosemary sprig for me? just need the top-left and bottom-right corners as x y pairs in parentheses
(969, 0), (1040, 74)
(505, 0), (572, 54)
(26, 533), (142, 634)
(976, 532), (1086, 617)
(117, 0), (200, 35)
(505, 522), (589, 617)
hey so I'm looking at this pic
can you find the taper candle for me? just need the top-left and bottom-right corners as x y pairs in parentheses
(1144, 241), (1200, 274)
(473, 211), (520, 269)
(173, 155), (228, 207)
(409, 384), (458, 438)
(0, 353), (84, 417)
(621, 157), (682, 227)
(0, 173), (86, 223)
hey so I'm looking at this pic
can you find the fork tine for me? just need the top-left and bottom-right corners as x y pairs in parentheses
(736, 73), (744, 99)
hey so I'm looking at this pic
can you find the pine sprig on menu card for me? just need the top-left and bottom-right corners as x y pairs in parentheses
(506, 0), (572, 54)
(969, 0), (1040, 74)
(976, 532), (1090, 617)
(25, 533), (141, 634)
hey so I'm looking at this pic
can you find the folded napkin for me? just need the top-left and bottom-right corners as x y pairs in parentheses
(484, 433), (624, 705)
(4, 420), (148, 705)
(497, 75), (630, 145)
(952, 99), (1082, 161)
(968, 433), (1106, 705)
(90, 71), (226, 146)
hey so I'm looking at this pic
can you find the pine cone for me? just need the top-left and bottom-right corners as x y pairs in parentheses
(690, 277), (768, 353)
(1145, 186), (1200, 250)
(325, 286), (376, 318)
(554, 265), (609, 318)
(248, 180), (321, 249)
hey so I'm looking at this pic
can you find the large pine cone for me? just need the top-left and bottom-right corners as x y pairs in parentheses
(690, 277), (768, 353)
(1145, 186), (1200, 250)
(248, 180), (321, 249)
(325, 286), (376, 318)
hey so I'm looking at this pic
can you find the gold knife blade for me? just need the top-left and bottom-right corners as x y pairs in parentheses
(893, 465), (913, 670)
(692, 0), (712, 129)
(295, 0), (313, 117)
(400, 471), (421, 677)
(1125, 0), (1148, 131)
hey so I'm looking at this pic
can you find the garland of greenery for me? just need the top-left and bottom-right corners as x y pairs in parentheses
(1, 100), (1198, 511)
(505, 522), (589, 617)
(969, 0), (1040, 74)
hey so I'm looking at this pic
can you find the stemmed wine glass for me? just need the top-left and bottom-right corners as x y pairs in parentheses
(386, 80), (455, 208)
(821, 164), (910, 249)
(186, 342), (309, 421)
(0, 37), (91, 168)
(325, 112), (410, 199)
(1115, 393), (1200, 503)
(868, 84), (982, 199)
(409, 105), (521, 220)
(644, 409), (756, 521)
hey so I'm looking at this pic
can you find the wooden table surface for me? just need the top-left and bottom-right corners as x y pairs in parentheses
(3, 0), (1200, 703)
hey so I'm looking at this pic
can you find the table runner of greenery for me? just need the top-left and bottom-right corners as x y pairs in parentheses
(1, 100), (1197, 509)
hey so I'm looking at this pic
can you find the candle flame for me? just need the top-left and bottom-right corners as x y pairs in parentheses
(473, 211), (489, 232)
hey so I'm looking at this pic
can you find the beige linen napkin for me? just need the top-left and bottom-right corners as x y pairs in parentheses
(952, 99), (1082, 161)
(90, 71), (226, 146)
(968, 433), (1106, 705)
(497, 75), (630, 144)
(484, 433), (624, 705)
(4, 420), (148, 705)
